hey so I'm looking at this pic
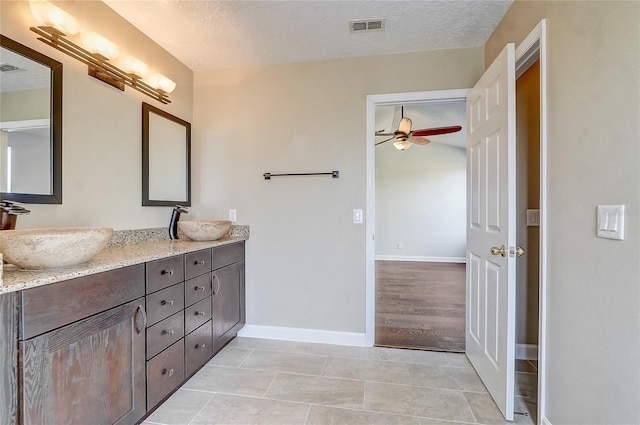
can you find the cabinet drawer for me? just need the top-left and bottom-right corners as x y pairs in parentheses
(20, 264), (145, 340)
(185, 273), (212, 307)
(185, 249), (212, 280)
(146, 312), (184, 360)
(212, 242), (244, 270)
(146, 255), (184, 294)
(185, 297), (211, 335)
(185, 321), (212, 377)
(146, 340), (184, 409)
(146, 283), (184, 326)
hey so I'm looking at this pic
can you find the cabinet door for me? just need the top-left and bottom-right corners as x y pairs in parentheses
(212, 261), (244, 352)
(20, 299), (146, 425)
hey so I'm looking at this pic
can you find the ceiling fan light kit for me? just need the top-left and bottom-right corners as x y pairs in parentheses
(393, 140), (412, 151)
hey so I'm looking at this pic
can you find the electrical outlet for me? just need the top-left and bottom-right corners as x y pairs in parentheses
(229, 209), (237, 223)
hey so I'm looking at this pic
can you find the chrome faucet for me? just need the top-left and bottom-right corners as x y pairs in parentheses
(169, 205), (189, 240)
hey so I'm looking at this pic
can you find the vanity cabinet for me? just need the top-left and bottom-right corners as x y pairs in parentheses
(0, 292), (17, 425)
(18, 265), (147, 425)
(212, 259), (245, 352)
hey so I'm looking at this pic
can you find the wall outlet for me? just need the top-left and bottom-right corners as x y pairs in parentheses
(229, 209), (237, 223)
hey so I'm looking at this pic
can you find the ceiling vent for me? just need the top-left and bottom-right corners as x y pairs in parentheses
(350, 18), (386, 33)
(0, 64), (21, 72)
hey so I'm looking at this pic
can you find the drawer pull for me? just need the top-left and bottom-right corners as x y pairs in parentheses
(162, 368), (175, 377)
(162, 329), (175, 336)
(161, 269), (174, 276)
(196, 343), (206, 349)
(195, 311), (205, 317)
(161, 299), (175, 306)
(212, 274), (221, 295)
(194, 260), (205, 266)
(195, 286), (205, 291)
(134, 305), (147, 334)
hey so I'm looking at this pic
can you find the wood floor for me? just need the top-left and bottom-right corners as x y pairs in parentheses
(375, 261), (466, 352)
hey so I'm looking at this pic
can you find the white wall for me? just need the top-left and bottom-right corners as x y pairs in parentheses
(375, 102), (466, 261)
(0, 0), (193, 230)
(487, 1), (640, 422)
(193, 48), (484, 333)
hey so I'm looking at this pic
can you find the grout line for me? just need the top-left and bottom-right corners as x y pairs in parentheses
(302, 404), (313, 425)
(319, 355), (329, 376)
(236, 348), (255, 368)
(460, 392), (480, 424)
(186, 392), (217, 425)
(261, 372), (280, 398)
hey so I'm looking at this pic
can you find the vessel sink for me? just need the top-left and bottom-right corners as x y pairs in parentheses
(0, 227), (113, 269)
(178, 220), (231, 241)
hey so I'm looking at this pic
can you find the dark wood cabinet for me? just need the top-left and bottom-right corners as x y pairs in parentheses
(212, 260), (245, 352)
(20, 298), (146, 425)
(0, 292), (17, 425)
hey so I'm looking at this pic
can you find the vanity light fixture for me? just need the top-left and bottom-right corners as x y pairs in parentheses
(28, 0), (175, 104)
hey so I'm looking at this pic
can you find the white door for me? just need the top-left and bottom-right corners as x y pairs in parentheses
(466, 43), (517, 421)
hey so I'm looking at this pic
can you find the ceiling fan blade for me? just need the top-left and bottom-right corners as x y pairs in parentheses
(375, 136), (395, 146)
(398, 117), (412, 134)
(375, 131), (394, 137)
(409, 136), (431, 145)
(411, 125), (462, 137)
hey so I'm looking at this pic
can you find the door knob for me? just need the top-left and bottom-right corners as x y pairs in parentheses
(514, 246), (525, 257)
(490, 245), (507, 257)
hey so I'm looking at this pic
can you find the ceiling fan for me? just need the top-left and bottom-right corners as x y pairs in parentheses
(375, 106), (462, 151)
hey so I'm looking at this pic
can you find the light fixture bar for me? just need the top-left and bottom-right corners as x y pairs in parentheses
(30, 26), (171, 104)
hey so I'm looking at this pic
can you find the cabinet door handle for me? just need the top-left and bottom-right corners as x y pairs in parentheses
(134, 305), (146, 334)
(162, 329), (175, 336)
(196, 343), (206, 349)
(161, 269), (174, 276)
(194, 260), (205, 266)
(162, 368), (175, 377)
(195, 311), (205, 317)
(195, 286), (205, 291)
(161, 299), (175, 306)
(212, 274), (221, 295)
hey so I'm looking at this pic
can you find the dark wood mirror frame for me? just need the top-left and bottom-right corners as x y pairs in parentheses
(142, 102), (191, 207)
(0, 35), (62, 204)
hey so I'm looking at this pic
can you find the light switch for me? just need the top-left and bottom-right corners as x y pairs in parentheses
(353, 209), (363, 224)
(597, 205), (625, 240)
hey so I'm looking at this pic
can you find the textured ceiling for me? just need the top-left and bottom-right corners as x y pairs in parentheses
(103, 0), (513, 71)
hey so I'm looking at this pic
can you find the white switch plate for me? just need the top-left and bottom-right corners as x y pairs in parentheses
(229, 209), (237, 223)
(527, 209), (540, 227)
(353, 209), (363, 224)
(597, 205), (624, 240)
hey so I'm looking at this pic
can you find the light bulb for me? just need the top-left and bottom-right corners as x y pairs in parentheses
(80, 32), (119, 61)
(119, 55), (148, 79)
(147, 73), (176, 93)
(29, 0), (80, 36)
(393, 140), (412, 151)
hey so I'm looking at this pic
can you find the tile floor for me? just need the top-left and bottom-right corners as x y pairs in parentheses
(142, 338), (537, 425)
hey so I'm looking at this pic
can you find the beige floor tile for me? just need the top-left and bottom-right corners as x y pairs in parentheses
(145, 389), (214, 425)
(207, 346), (253, 367)
(447, 366), (489, 392)
(515, 372), (538, 400)
(420, 419), (476, 425)
(463, 392), (535, 425)
(364, 382), (476, 422)
(406, 364), (460, 390)
(240, 349), (327, 375)
(446, 352), (472, 367)
(182, 365), (276, 397)
(323, 356), (412, 384)
(369, 347), (449, 366)
(307, 406), (420, 425)
(265, 373), (364, 409)
(190, 394), (310, 425)
(292, 341), (370, 359)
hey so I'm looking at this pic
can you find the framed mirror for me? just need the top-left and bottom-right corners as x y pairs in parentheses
(142, 102), (191, 207)
(0, 35), (62, 204)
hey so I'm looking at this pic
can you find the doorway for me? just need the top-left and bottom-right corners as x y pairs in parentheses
(373, 100), (467, 352)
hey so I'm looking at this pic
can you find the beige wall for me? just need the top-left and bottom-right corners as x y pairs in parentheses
(193, 48), (483, 332)
(0, 0), (193, 229)
(487, 1), (640, 422)
(1, 88), (50, 121)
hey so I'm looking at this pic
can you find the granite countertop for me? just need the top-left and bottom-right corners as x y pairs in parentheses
(1, 228), (248, 294)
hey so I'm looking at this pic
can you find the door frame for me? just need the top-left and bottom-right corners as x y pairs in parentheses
(365, 18), (548, 422)
(365, 88), (471, 348)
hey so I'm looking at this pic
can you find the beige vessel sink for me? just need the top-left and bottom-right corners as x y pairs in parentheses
(178, 220), (231, 241)
(0, 227), (113, 270)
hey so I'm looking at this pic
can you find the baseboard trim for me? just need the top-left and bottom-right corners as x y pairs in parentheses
(237, 324), (368, 347)
(375, 255), (466, 263)
(516, 343), (538, 360)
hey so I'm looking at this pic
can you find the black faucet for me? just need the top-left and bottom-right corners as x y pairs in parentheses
(169, 205), (189, 240)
